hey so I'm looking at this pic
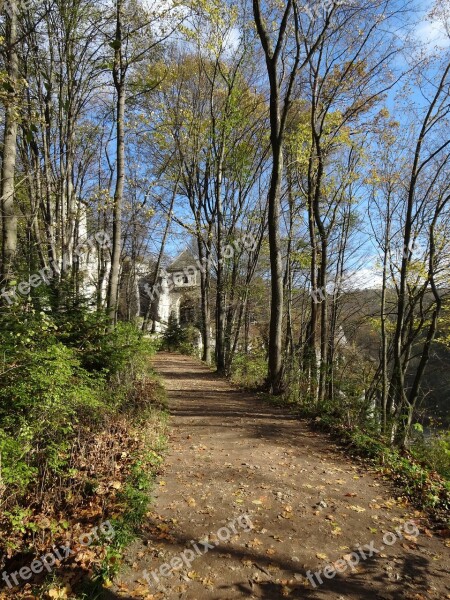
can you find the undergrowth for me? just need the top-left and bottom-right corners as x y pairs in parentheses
(0, 308), (168, 599)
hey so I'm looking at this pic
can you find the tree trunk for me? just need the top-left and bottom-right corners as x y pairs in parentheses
(215, 145), (226, 374)
(1, 0), (19, 287)
(267, 140), (285, 394)
(107, 0), (125, 328)
(380, 194), (391, 434)
(252, 0), (295, 395)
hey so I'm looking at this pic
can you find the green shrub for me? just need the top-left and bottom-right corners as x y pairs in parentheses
(160, 316), (201, 356)
(161, 314), (188, 351)
(231, 350), (267, 388)
(0, 304), (167, 596)
(0, 308), (156, 504)
(0, 431), (37, 492)
(0, 340), (105, 493)
(412, 430), (450, 480)
(178, 324), (202, 357)
(384, 450), (450, 517)
(53, 308), (154, 375)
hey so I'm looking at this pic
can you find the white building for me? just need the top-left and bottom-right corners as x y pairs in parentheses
(141, 249), (202, 332)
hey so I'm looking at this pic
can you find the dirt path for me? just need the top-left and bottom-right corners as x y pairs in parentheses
(109, 352), (449, 600)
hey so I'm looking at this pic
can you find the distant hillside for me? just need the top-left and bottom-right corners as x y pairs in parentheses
(340, 289), (450, 426)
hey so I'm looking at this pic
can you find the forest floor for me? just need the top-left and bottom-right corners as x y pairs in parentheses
(107, 352), (450, 600)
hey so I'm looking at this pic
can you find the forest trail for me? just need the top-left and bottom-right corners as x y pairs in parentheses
(110, 352), (449, 600)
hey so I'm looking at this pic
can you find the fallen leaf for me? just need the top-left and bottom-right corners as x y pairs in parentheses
(187, 571), (199, 580)
(349, 505), (366, 513)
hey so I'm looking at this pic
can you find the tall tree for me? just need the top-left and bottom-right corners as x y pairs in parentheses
(389, 57), (450, 445)
(107, 0), (126, 327)
(252, 0), (335, 393)
(106, 0), (183, 325)
(0, 0), (19, 287)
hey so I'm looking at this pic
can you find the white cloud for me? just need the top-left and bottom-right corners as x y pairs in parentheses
(345, 266), (383, 290)
(139, 0), (189, 39)
(415, 13), (450, 49)
(223, 27), (242, 56)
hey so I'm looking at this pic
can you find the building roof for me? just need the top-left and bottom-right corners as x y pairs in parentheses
(166, 249), (198, 273)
